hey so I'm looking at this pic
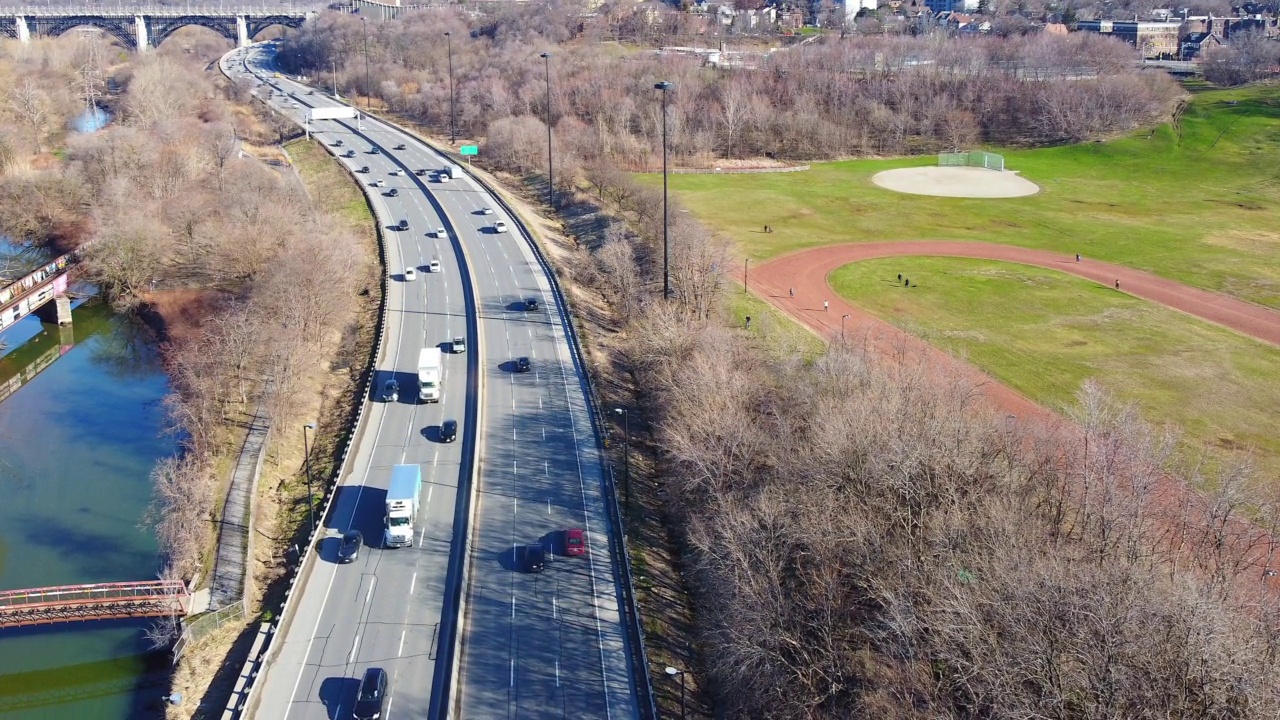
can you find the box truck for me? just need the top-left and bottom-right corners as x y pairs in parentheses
(417, 348), (442, 403)
(308, 106), (358, 122)
(384, 464), (422, 548)
(445, 164), (463, 179)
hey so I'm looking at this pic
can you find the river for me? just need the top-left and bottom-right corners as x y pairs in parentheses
(0, 295), (176, 719)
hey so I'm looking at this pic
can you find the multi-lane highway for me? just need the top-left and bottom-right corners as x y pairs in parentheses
(227, 45), (636, 720)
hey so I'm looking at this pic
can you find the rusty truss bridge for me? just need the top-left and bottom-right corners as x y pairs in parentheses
(0, 580), (191, 630)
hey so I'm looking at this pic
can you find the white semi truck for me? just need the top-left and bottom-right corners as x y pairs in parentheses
(384, 464), (422, 548)
(308, 106), (358, 122)
(417, 347), (442, 403)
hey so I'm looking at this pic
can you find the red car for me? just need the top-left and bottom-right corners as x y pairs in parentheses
(565, 528), (586, 557)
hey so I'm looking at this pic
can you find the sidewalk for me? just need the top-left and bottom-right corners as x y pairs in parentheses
(209, 404), (270, 610)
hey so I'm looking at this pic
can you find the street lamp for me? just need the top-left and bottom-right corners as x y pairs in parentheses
(665, 666), (687, 720)
(841, 313), (850, 341)
(743, 258), (748, 292)
(540, 52), (553, 210)
(614, 407), (630, 517)
(331, 59), (338, 98)
(445, 31), (456, 145)
(302, 423), (316, 535)
(361, 17), (371, 111)
(655, 80), (674, 300)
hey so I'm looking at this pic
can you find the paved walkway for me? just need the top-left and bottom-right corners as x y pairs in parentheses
(209, 404), (270, 610)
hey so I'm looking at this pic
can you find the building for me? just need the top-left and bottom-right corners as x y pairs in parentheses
(925, 0), (979, 13)
(1180, 31), (1223, 58)
(1073, 20), (1183, 58)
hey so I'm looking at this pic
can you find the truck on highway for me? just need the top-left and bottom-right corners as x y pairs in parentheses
(445, 164), (463, 180)
(308, 106), (358, 122)
(384, 464), (422, 548)
(417, 348), (442, 403)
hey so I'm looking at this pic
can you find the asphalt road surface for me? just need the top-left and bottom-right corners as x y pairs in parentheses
(229, 46), (636, 720)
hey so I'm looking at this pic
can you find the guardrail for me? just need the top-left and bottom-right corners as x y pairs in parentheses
(216, 51), (393, 720)
(462, 168), (661, 720)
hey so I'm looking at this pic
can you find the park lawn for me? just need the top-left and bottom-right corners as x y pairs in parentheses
(723, 291), (825, 359)
(829, 257), (1280, 480)
(657, 85), (1280, 309)
(285, 137), (375, 229)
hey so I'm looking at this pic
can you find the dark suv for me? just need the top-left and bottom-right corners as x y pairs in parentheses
(353, 667), (389, 720)
(440, 419), (458, 443)
(522, 544), (546, 573)
(523, 297), (539, 311)
(515, 356), (531, 373)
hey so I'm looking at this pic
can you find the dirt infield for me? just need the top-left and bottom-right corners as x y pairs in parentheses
(871, 166), (1041, 198)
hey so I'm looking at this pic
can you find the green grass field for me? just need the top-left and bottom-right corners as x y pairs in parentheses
(831, 257), (1280, 479)
(660, 86), (1280, 309)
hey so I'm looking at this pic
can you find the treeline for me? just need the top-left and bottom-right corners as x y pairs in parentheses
(276, 5), (1180, 170)
(1, 37), (373, 585)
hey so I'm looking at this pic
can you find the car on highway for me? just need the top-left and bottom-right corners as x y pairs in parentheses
(374, 179), (386, 187)
(440, 419), (458, 443)
(565, 528), (586, 556)
(394, 143), (406, 150)
(523, 297), (539, 311)
(370, 146), (380, 154)
(494, 221), (509, 233)
(480, 207), (494, 215)
(435, 227), (446, 238)
(354, 667), (389, 720)
(338, 530), (362, 563)
(359, 166), (369, 173)
(452, 336), (466, 353)
(334, 139), (344, 146)
(522, 544), (546, 573)
(415, 168), (428, 176)
(391, 169), (404, 176)
(438, 173), (450, 183)
(397, 219), (410, 231)
(387, 188), (399, 197)
(515, 356), (531, 373)
(345, 150), (357, 158)
(404, 266), (416, 280)
(428, 260), (441, 273)
(382, 378), (399, 402)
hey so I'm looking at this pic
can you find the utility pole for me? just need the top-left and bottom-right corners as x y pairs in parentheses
(445, 31), (456, 145)
(540, 52), (553, 210)
(361, 17), (371, 111)
(655, 81), (674, 300)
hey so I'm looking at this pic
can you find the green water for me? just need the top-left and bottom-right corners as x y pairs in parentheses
(0, 300), (175, 719)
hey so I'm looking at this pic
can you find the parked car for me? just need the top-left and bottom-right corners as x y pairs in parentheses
(522, 544), (546, 573)
(440, 419), (458, 443)
(428, 260), (441, 273)
(452, 336), (466, 353)
(353, 668), (389, 720)
(515, 356), (531, 373)
(494, 221), (509, 233)
(338, 530), (362, 563)
(565, 528), (586, 556)
(382, 378), (399, 402)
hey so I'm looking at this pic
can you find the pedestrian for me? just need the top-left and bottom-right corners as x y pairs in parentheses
(1115, 279), (1120, 290)
(789, 287), (795, 298)
(823, 300), (829, 312)
(904, 277), (909, 287)
(897, 273), (902, 282)
(745, 315), (752, 329)
(1075, 253), (1081, 263)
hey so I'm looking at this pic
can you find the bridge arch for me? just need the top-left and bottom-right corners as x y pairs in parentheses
(147, 16), (238, 48)
(44, 16), (137, 50)
(245, 15), (307, 40)
(0, 23), (16, 41)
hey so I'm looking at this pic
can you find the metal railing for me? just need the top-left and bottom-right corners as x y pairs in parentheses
(0, 7), (310, 17)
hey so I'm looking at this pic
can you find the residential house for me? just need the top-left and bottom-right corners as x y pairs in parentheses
(1181, 30), (1224, 57)
(1072, 20), (1183, 58)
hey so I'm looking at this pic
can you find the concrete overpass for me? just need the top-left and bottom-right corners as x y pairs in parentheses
(0, 6), (313, 51)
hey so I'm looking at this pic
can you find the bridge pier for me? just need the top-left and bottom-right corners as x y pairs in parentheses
(15, 15), (29, 43)
(34, 295), (73, 326)
(236, 15), (249, 47)
(134, 15), (149, 52)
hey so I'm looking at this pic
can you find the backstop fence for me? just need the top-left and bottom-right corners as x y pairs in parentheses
(938, 151), (1005, 172)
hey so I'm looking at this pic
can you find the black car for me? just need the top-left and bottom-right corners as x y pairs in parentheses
(382, 379), (399, 402)
(440, 419), (458, 443)
(515, 356), (531, 373)
(397, 219), (409, 231)
(353, 667), (389, 720)
(394, 143), (406, 150)
(338, 530), (362, 564)
(387, 188), (399, 197)
(523, 297), (539, 311)
(522, 544), (546, 573)
(415, 168), (427, 176)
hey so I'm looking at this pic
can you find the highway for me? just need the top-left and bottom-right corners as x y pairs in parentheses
(227, 45), (636, 720)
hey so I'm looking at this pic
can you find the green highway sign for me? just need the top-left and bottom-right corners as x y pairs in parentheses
(459, 145), (479, 156)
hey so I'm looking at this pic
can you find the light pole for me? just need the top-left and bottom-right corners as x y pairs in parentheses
(302, 423), (316, 535)
(665, 666), (687, 720)
(614, 407), (630, 517)
(539, 52), (553, 210)
(743, 258), (748, 292)
(841, 313), (850, 341)
(445, 31), (456, 145)
(331, 59), (338, 98)
(655, 80), (674, 300)
(361, 17), (371, 111)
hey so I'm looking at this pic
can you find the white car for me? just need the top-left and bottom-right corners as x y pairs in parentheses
(480, 207), (494, 215)
(429, 260), (441, 273)
(391, 169), (404, 176)
(438, 174), (450, 183)
(435, 227), (446, 238)
(494, 221), (509, 233)
(452, 336), (466, 353)
(374, 179), (386, 188)
(404, 267), (417, 281)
